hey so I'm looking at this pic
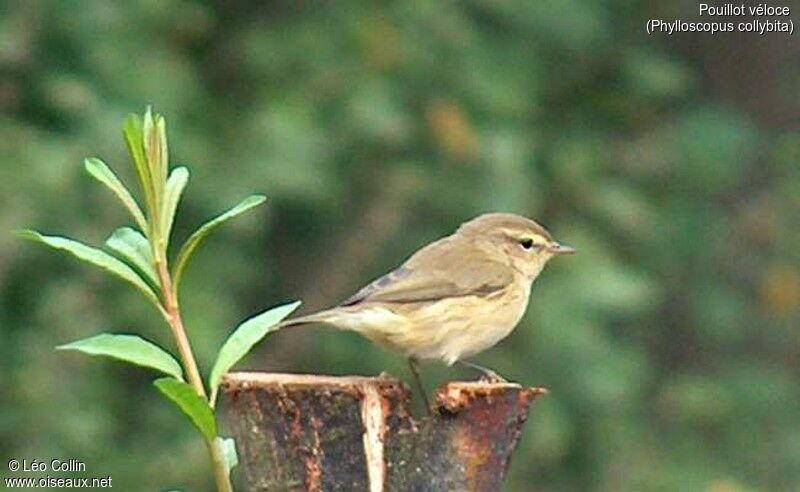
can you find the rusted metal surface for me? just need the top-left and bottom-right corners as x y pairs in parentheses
(222, 372), (546, 491)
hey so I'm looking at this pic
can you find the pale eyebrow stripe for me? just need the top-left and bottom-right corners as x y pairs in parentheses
(503, 229), (549, 244)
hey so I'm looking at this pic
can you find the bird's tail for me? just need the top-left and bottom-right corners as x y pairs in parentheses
(278, 309), (338, 329)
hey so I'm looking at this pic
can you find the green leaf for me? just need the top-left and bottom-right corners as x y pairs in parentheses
(172, 195), (266, 292)
(154, 377), (216, 441)
(123, 113), (155, 228)
(17, 230), (160, 306)
(143, 108), (167, 210)
(208, 301), (301, 394)
(84, 158), (148, 232)
(57, 333), (183, 380)
(216, 437), (239, 475)
(160, 167), (189, 245)
(105, 227), (158, 286)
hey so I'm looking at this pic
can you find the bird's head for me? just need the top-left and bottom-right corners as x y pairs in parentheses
(456, 213), (575, 279)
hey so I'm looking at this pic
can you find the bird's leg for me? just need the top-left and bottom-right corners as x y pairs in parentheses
(458, 360), (507, 383)
(407, 357), (432, 415)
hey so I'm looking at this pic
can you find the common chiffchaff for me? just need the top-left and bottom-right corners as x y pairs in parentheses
(284, 213), (574, 399)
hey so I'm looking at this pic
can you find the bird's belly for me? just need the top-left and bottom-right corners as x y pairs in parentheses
(360, 287), (530, 365)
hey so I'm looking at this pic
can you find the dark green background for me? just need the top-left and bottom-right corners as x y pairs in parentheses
(2, 1), (799, 490)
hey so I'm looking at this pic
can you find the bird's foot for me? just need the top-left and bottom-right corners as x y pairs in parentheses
(477, 369), (507, 384)
(458, 360), (507, 384)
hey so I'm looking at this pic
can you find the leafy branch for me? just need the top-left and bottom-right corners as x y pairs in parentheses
(18, 108), (300, 491)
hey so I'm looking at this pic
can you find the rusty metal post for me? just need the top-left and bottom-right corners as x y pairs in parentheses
(222, 372), (546, 491)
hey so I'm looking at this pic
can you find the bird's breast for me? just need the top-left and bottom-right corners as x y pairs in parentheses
(327, 280), (533, 365)
(393, 281), (532, 363)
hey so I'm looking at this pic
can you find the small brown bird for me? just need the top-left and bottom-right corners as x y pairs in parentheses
(283, 213), (574, 402)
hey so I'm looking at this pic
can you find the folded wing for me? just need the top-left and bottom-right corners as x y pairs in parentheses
(340, 237), (514, 306)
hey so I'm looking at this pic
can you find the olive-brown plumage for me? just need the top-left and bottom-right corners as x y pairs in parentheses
(283, 213), (574, 384)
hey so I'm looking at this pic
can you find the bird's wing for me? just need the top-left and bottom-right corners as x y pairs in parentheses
(340, 237), (515, 306)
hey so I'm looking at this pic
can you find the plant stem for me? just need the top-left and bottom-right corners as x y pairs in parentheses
(157, 261), (206, 397)
(210, 385), (220, 409)
(156, 260), (233, 492)
(207, 439), (234, 492)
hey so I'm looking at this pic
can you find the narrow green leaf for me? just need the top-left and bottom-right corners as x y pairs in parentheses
(208, 301), (301, 393)
(160, 167), (189, 245)
(172, 195), (267, 291)
(17, 230), (160, 306)
(57, 333), (183, 380)
(105, 227), (159, 286)
(123, 114), (146, 174)
(156, 114), (169, 187)
(143, 108), (167, 210)
(123, 113), (155, 227)
(84, 158), (148, 232)
(216, 437), (239, 475)
(154, 378), (216, 441)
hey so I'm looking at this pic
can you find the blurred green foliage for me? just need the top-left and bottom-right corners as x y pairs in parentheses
(2, 1), (799, 490)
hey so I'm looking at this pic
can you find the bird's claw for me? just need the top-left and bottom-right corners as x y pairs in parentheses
(458, 360), (508, 383)
(477, 370), (507, 384)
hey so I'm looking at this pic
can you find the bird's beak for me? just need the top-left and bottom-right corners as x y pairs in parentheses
(549, 242), (577, 255)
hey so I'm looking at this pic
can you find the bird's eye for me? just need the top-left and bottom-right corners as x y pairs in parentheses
(519, 238), (534, 250)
